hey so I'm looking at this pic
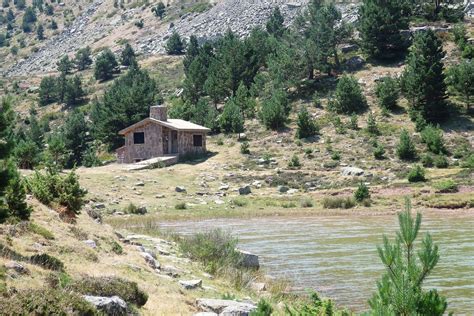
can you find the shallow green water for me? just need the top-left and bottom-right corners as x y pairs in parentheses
(160, 214), (474, 313)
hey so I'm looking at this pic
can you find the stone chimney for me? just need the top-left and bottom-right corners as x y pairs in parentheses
(150, 105), (167, 121)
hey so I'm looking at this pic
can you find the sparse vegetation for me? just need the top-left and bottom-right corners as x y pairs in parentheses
(322, 196), (356, 209)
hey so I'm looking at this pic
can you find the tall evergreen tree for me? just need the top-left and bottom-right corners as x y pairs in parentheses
(369, 198), (447, 315)
(57, 55), (73, 75)
(62, 110), (90, 168)
(183, 35), (200, 73)
(358, 0), (411, 59)
(39, 76), (57, 106)
(220, 98), (244, 135)
(401, 30), (447, 123)
(94, 48), (118, 81)
(165, 32), (185, 55)
(446, 60), (474, 112)
(266, 7), (285, 38)
(91, 65), (158, 148)
(120, 43), (137, 67)
(74, 46), (93, 71)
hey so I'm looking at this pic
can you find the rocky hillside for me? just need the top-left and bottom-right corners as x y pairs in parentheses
(4, 0), (361, 77)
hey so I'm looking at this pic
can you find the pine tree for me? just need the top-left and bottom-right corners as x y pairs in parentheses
(165, 32), (185, 55)
(259, 89), (289, 130)
(396, 129), (417, 161)
(57, 55), (73, 75)
(62, 110), (90, 168)
(329, 75), (367, 114)
(401, 30), (447, 123)
(234, 82), (256, 118)
(220, 98), (244, 135)
(266, 7), (285, 38)
(39, 76), (57, 106)
(74, 46), (92, 71)
(64, 75), (84, 107)
(375, 76), (399, 111)
(5, 165), (31, 220)
(94, 48), (118, 81)
(358, 0), (411, 60)
(36, 24), (44, 40)
(296, 107), (318, 139)
(120, 43), (136, 67)
(151, 2), (166, 19)
(366, 112), (379, 136)
(446, 60), (474, 112)
(369, 198), (447, 315)
(183, 35), (200, 72)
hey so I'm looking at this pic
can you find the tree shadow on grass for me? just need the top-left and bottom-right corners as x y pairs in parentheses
(179, 151), (218, 165)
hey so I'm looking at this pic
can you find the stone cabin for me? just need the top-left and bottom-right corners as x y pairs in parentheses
(117, 105), (210, 163)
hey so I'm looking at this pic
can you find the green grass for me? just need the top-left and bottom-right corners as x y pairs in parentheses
(322, 196), (356, 209)
(29, 222), (55, 240)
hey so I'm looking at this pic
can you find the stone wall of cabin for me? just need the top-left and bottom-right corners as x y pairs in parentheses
(122, 122), (163, 163)
(178, 131), (207, 156)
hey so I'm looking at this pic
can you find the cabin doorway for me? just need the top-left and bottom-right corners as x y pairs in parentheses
(162, 133), (169, 155)
(171, 130), (178, 154)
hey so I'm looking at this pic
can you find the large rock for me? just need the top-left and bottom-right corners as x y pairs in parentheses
(179, 279), (202, 290)
(237, 249), (259, 269)
(141, 252), (160, 270)
(196, 298), (256, 315)
(341, 167), (365, 177)
(5, 261), (29, 274)
(238, 185), (251, 195)
(83, 295), (127, 316)
(175, 186), (187, 193)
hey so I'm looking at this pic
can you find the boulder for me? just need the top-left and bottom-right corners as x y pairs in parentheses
(179, 279), (202, 290)
(83, 240), (97, 248)
(238, 185), (251, 195)
(135, 206), (147, 215)
(175, 186), (187, 193)
(83, 295), (127, 316)
(5, 261), (29, 274)
(237, 250), (259, 269)
(134, 181), (145, 187)
(341, 167), (365, 177)
(278, 186), (289, 193)
(196, 298), (256, 315)
(141, 252), (159, 269)
(345, 56), (365, 71)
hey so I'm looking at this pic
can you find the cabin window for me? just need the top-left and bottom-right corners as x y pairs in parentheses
(133, 132), (145, 144)
(193, 135), (203, 147)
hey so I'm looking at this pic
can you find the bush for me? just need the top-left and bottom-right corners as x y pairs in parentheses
(296, 107), (319, 139)
(240, 141), (250, 154)
(175, 202), (187, 210)
(433, 155), (448, 168)
(421, 125), (446, 155)
(69, 276), (148, 307)
(300, 198), (313, 208)
(397, 129), (417, 161)
(375, 77), (399, 110)
(366, 112), (379, 136)
(354, 182), (370, 202)
(110, 240), (123, 255)
(421, 154), (434, 167)
(28, 170), (87, 215)
(232, 198), (248, 207)
(251, 299), (273, 316)
(322, 196), (355, 209)
(407, 165), (426, 182)
(0, 288), (98, 316)
(373, 143), (385, 160)
(433, 180), (458, 193)
(30, 253), (64, 271)
(461, 154), (474, 169)
(288, 154), (301, 168)
(165, 32), (185, 55)
(178, 229), (242, 274)
(349, 114), (358, 130)
(259, 90), (289, 130)
(329, 75), (367, 114)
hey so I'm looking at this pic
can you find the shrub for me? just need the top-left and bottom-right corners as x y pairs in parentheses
(259, 90), (289, 130)
(296, 107), (319, 139)
(0, 288), (98, 316)
(375, 77), (399, 110)
(322, 196), (355, 209)
(251, 299), (273, 316)
(232, 198), (248, 207)
(28, 170), (87, 215)
(407, 165), (426, 182)
(461, 154), (474, 169)
(373, 143), (385, 160)
(421, 154), (434, 167)
(175, 202), (187, 210)
(349, 114), (358, 130)
(354, 182), (370, 202)
(300, 198), (313, 208)
(110, 240), (123, 255)
(331, 151), (341, 161)
(433, 180), (458, 193)
(421, 125), (446, 154)
(332, 116), (346, 134)
(30, 253), (64, 271)
(240, 141), (250, 154)
(366, 112), (379, 136)
(433, 155), (448, 168)
(288, 155), (301, 168)
(312, 92), (321, 108)
(69, 276), (148, 307)
(165, 32), (185, 55)
(396, 129), (417, 161)
(329, 75), (367, 114)
(178, 229), (242, 274)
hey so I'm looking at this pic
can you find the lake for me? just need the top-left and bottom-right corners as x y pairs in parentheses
(160, 213), (474, 313)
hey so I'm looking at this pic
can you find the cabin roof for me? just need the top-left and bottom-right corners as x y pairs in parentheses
(118, 118), (211, 135)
